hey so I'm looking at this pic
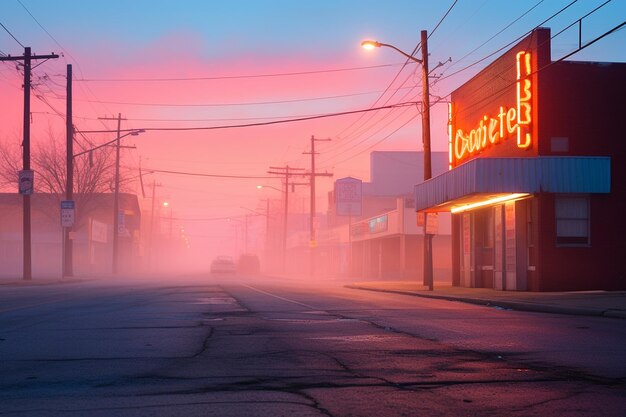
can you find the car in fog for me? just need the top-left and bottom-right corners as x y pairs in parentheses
(237, 254), (260, 275)
(210, 256), (237, 274)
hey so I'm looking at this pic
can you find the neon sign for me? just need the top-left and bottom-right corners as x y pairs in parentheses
(452, 51), (532, 164)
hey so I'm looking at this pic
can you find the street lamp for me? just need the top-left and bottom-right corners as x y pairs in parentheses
(256, 184), (282, 193)
(361, 40), (423, 64)
(362, 30), (434, 290)
(111, 129), (144, 275)
(162, 201), (173, 241)
(73, 127), (145, 275)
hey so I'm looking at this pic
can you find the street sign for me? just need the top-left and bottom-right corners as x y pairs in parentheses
(335, 177), (362, 216)
(18, 170), (34, 195)
(425, 213), (439, 235)
(117, 211), (130, 236)
(60, 200), (75, 227)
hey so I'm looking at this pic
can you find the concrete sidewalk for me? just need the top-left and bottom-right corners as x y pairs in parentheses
(346, 281), (626, 319)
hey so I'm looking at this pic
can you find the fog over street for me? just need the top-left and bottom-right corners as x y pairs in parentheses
(1, 276), (624, 416)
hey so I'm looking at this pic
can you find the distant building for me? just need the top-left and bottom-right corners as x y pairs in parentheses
(315, 151), (452, 280)
(0, 193), (141, 278)
(328, 151), (449, 226)
(415, 28), (626, 291)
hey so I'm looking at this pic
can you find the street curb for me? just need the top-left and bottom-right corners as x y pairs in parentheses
(0, 278), (86, 286)
(345, 285), (625, 319)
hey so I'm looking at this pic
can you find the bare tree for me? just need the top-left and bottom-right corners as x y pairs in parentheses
(0, 129), (135, 231)
(0, 136), (22, 191)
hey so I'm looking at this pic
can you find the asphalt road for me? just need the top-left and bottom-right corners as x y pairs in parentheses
(1, 275), (625, 416)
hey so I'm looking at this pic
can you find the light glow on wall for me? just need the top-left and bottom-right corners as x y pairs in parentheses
(450, 193), (530, 213)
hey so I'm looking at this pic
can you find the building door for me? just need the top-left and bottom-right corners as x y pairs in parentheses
(494, 205), (505, 290)
(504, 201), (517, 290)
(460, 213), (473, 287)
(474, 208), (494, 288)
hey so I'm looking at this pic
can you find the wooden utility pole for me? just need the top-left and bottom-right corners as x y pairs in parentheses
(98, 114), (125, 274)
(63, 64), (74, 278)
(421, 30), (434, 291)
(267, 165), (305, 273)
(0, 47), (59, 280)
(302, 136), (332, 277)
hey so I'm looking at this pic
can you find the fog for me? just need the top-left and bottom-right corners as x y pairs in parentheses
(0, 189), (453, 286)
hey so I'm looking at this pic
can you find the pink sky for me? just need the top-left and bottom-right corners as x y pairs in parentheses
(1, 34), (451, 260)
(3, 0), (624, 262)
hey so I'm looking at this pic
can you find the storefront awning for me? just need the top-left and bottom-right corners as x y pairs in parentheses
(415, 156), (611, 212)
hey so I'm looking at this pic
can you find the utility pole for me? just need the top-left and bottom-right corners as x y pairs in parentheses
(1, 47), (59, 281)
(421, 30), (434, 291)
(63, 64), (74, 278)
(98, 114), (125, 274)
(303, 136), (332, 277)
(267, 165), (305, 273)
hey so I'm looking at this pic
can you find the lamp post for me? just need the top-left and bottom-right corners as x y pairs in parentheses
(112, 129), (144, 275)
(73, 127), (144, 275)
(362, 30), (434, 290)
(162, 201), (172, 241)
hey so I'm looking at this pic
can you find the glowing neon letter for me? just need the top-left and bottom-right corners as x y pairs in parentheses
(516, 51), (532, 149)
(451, 50), (533, 165)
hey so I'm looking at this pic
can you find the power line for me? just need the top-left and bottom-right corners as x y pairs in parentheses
(73, 62), (409, 82)
(429, 0), (459, 39)
(420, 1), (606, 123)
(0, 21), (25, 48)
(320, 101), (419, 167)
(444, 0), (547, 69)
(16, 0), (64, 51)
(329, 0), (457, 155)
(322, 112), (420, 169)
(75, 101), (417, 134)
(323, 76), (421, 157)
(141, 168), (275, 180)
(15, 0), (121, 136)
(437, 0), (580, 82)
(449, 19), (625, 120)
(44, 87), (415, 107)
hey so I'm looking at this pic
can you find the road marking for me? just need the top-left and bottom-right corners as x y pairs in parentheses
(242, 284), (319, 310)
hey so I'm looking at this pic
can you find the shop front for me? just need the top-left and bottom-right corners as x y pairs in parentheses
(414, 28), (625, 291)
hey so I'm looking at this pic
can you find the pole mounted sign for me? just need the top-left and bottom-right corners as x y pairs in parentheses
(60, 200), (75, 227)
(18, 170), (34, 195)
(335, 177), (363, 216)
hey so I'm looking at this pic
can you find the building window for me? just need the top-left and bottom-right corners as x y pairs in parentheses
(555, 196), (589, 246)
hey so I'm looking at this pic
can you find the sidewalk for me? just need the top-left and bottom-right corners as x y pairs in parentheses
(346, 281), (626, 319)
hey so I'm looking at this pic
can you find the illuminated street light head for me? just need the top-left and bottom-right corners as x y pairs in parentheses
(163, 201), (169, 207)
(361, 40), (381, 50)
(360, 39), (422, 64)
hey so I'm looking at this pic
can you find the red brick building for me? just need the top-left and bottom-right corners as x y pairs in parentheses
(415, 28), (626, 291)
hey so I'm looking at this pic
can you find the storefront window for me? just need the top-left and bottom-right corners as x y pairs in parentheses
(555, 196), (589, 246)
